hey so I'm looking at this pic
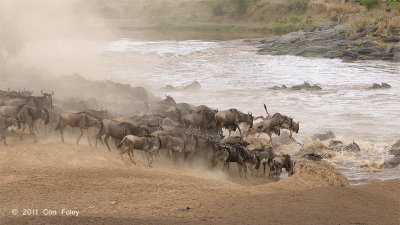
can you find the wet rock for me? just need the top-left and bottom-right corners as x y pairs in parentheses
(270, 85), (288, 90)
(384, 45), (394, 54)
(184, 81), (201, 90)
(323, 51), (337, 59)
(369, 83), (391, 89)
(301, 153), (323, 161)
(393, 53), (400, 62)
(295, 46), (331, 56)
(384, 154), (400, 168)
(291, 82), (322, 91)
(341, 50), (358, 59)
(382, 36), (400, 43)
(312, 130), (335, 141)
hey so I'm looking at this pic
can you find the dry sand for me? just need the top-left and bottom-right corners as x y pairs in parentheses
(0, 134), (399, 225)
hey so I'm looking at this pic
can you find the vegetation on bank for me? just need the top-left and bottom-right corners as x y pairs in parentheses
(88, 0), (400, 37)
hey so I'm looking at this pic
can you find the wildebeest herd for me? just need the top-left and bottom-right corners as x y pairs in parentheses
(0, 89), (301, 179)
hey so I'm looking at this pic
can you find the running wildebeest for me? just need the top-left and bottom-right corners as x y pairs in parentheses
(95, 119), (150, 151)
(17, 105), (49, 142)
(215, 109), (253, 137)
(117, 135), (160, 166)
(56, 112), (102, 146)
(224, 145), (258, 178)
(0, 117), (20, 146)
(183, 108), (218, 132)
(268, 155), (294, 179)
(246, 104), (293, 142)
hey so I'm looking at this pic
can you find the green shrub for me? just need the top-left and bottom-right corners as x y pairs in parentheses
(360, 0), (379, 10)
(386, 0), (399, 7)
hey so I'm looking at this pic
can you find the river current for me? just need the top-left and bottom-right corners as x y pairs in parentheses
(99, 37), (400, 185)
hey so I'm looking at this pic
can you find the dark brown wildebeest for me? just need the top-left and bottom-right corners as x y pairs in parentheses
(56, 112), (102, 146)
(95, 119), (150, 151)
(117, 135), (160, 166)
(250, 145), (276, 176)
(268, 155), (294, 179)
(0, 117), (20, 146)
(210, 145), (230, 169)
(215, 109), (253, 137)
(17, 105), (49, 142)
(224, 145), (258, 178)
(183, 108), (217, 132)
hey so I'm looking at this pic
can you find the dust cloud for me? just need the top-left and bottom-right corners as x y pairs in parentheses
(0, 0), (111, 80)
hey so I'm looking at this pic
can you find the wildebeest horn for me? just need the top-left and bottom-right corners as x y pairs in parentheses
(263, 103), (269, 115)
(51, 91), (54, 95)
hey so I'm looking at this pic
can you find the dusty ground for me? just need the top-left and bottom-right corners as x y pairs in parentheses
(0, 133), (399, 225)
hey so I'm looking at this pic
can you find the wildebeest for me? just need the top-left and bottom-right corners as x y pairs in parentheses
(301, 153), (323, 161)
(17, 105), (49, 142)
(0, 117), (20, 146)
(157, 134), (185, 162)
(118, 135), (160, 166)
(246, 104), (293, 142)
(250, 145), (276, 176)
(183, 108), (218, 132)
(224, 145), (258, 177)
(55, 112), (102, 146)
(95, 119), (150, 151)
(215, 109), (253, 137)
(268, 155), (294, 179)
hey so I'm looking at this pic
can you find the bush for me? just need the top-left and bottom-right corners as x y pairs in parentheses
(208, 0), (224, 16)
(386, 0), (399, 7)
(360, 0), (379, 10)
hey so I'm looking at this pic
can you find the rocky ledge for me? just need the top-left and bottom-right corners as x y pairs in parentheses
(256, 24), (400, 61)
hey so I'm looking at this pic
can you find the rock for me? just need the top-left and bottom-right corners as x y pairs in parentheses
(295, 46), (331, 56)
(384, 154), (400, 168)
(393, 53), (400, 62)
(312, 130), (335, 141)
(323, 51), (337, 59)
(385, 45), (394, 54)
(357, 48), (377, 54)
(291, 82), (322, 91)
(382, 36), (400, 43)
(370, 83), (381, 89)
(341, 50), (358, 59)
(369, 83), (391, 89)
(184, 81), (201, 90)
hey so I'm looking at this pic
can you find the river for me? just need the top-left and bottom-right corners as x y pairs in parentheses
(98, 35), (400, 185)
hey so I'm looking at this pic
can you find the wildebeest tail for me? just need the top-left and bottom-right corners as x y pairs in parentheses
(117, 136), (126, 149)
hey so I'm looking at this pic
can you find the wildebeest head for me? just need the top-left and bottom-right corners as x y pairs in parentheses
(41, 90), (54, 110)
(241, 112), (253, 128)
(148, 137), (160, 151)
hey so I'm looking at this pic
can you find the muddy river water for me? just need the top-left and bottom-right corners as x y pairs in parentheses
(99, 36), (400, 184)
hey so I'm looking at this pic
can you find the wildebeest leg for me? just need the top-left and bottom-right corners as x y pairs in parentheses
(145, 152), (153, 167)
(20, 123), (26, 140)
(104, 134), (112, 152)
(237, 125), (242, 136)
(1, 131), (7, 146)
(238, 163), (243, 178)
(76, 127), (84, 145)
(257, 132), (261, 138)
(29, 124), (37, 142)
(59, 125), (66, 142)
(85, 128), (91, 146)
(290, 130), (293, 137)
(128, 148), (136, 164)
